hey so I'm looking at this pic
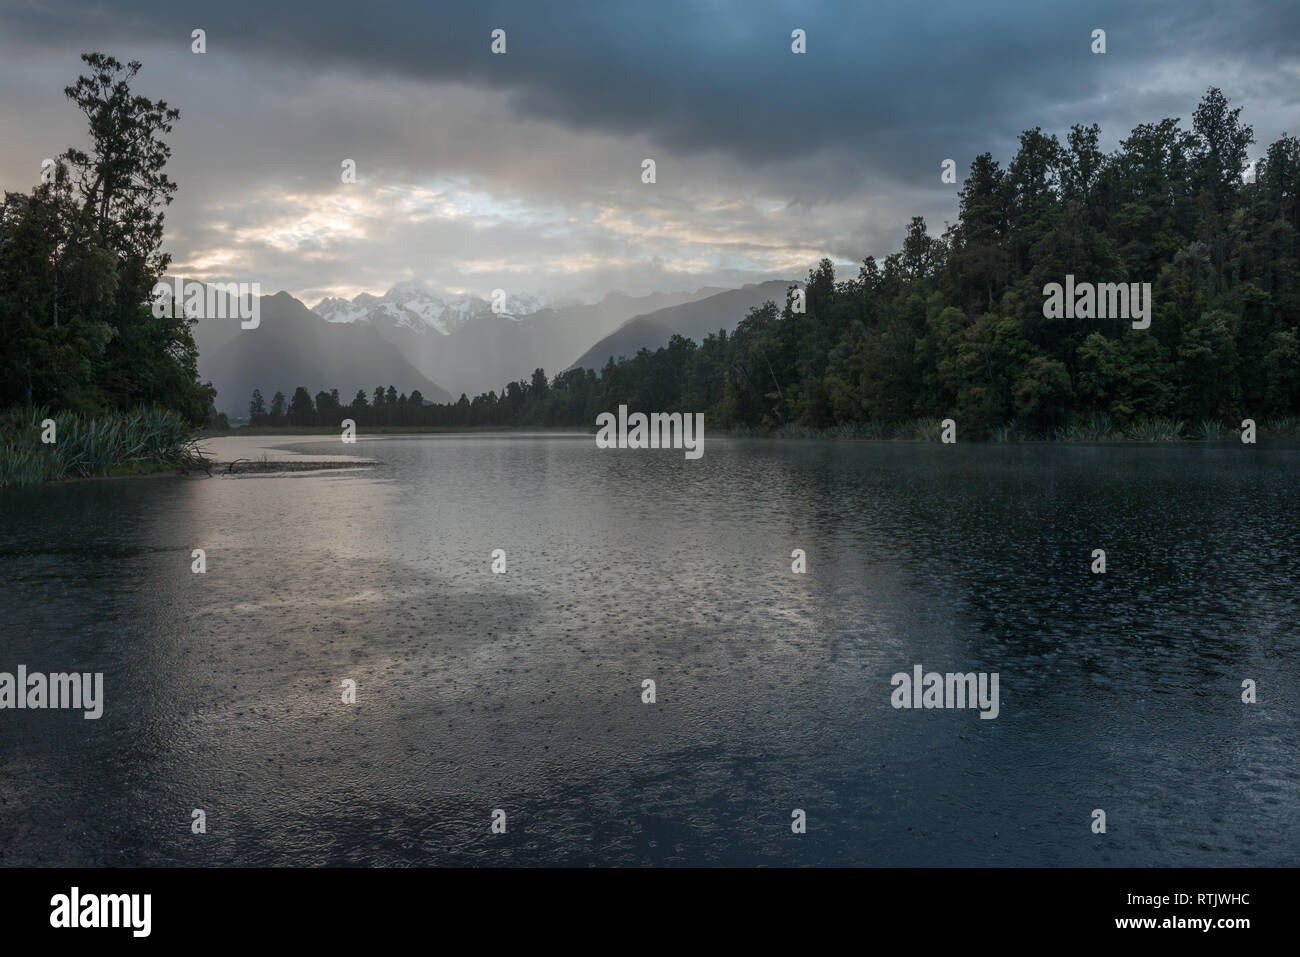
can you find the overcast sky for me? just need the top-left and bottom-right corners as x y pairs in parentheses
(1, 0), (1296, 305)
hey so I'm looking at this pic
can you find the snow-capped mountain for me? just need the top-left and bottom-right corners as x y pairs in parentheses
(302, 281), (782, 399)
(311, 282), (563, 335)
(312, 294), (376, 325)
(191, 289), (454, 418)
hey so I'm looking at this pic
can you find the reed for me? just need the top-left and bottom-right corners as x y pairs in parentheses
(0, 405), (209, 489)
(1054, 413), (1114, 442)
(1261, 415), (1299, 437)
(1124, 416), (1186, 442)
(903, 417), (945, 441)
(1196, 419), (1224, 440)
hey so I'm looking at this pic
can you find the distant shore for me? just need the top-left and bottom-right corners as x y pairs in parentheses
(199, 420), (1300, 443)
(202, 424), (569, 436)
(11, 423), (1296, 491)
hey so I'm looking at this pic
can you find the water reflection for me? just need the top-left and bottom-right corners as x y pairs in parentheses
(0, 437), (1296, 865)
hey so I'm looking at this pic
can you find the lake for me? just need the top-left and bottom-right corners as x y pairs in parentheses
(1, 435), (1296, 865)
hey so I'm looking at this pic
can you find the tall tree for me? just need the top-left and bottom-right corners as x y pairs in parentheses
(0, 53), (210, 420)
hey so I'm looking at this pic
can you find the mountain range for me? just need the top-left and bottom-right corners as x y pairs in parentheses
(192, 280), (799, 418)
(310, 283), (727, 398)
(192, 291), (452, 416)
(312, 282), (565, 334)
(567, 280), (798, 372)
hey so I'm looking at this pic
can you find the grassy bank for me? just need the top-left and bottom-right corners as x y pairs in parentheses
(1, 406), (210, 489)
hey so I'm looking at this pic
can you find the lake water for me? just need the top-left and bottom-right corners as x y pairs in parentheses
(1, 435), (1296, 866)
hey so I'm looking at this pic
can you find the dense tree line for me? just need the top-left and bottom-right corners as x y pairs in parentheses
(245, 369), (601, 428)
(259, 88), (1299, 437)
(8, 64), (1294, 440)
(0, 54), (215, 425)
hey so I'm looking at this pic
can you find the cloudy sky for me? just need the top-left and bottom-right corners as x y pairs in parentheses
(1, 0), (1296, 305)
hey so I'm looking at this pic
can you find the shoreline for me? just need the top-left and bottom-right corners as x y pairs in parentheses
(199, 425), (1299, 444)
(12, 426), (1296, 490)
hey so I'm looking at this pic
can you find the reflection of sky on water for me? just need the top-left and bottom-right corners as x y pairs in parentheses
(0, 437), (1295, 865)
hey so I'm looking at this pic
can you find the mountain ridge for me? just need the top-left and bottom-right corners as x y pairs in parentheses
(191, 289), (453, 417)
(567, 279), (800, 372)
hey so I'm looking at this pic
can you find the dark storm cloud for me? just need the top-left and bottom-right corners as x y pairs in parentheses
(7, 0), (1298, 179)
(2, 0), (1295, 299)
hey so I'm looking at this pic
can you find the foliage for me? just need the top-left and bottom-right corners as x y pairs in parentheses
(0, 405), (208, 488)
(0, 53), (215, 426)
(252, 88), (1298, 441)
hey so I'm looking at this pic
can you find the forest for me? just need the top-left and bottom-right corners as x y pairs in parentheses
(2, 56), (1297, 449)
(255, 86), (1299, 440)
(0, 54), (212, 423)
(0, 54), (213, 485)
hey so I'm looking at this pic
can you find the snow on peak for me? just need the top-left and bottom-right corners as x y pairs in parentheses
(313, 296), (371, 324)
(311, 283), (557, 334)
